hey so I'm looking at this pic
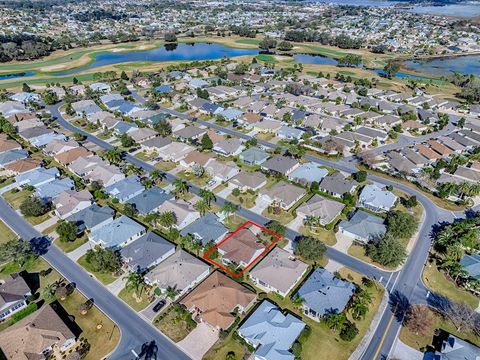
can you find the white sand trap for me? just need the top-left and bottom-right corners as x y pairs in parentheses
(39, 64), (67, 72)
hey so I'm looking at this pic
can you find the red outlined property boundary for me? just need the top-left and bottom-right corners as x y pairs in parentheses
(202, 220), (281, 278)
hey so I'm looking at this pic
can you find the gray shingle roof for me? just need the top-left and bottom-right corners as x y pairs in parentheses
(65, 204), (114, 230)
(459, 253), (480, 280)
(180, 213), (228, 246)
(239, 147), (269, 164)
(338, 210), (386, 241)
(296, 268), (356, 317)
(126, 187), (173, 215)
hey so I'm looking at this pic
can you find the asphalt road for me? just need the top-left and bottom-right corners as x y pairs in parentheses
(0, 198), (191, 360)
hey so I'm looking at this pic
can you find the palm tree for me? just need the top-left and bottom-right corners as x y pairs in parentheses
(199, 189), (216, 206)
(304, 215), (321, 231)
(222, 201), (239, 220)
(43, 283), (57, 302)
(150, 169), (166, 184)
(190, 239), (202, 255)
(173, 179), (189, 197)
(124, 164), (143, 176)
(158, 211), (177, 229)
(145, 212), (160, 227)
(165, 285), (179, 300)
(324, 312), (345, 333)
(291, 294), (305, 310)
(194, 199), (209, 216)
(105, 147), (122, 164)
(124, 272), (145, 296)
(351, 301), (369, 320)
(142, 178), (154, 189)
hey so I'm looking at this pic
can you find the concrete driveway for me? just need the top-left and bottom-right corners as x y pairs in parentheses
(334, 232), (354, 254)
(287, 215), (304, 232)
(250, 196), (270, 215)
(140, 298), (170, 322)
(217, 186), (233, 198)
(34, 214), (58, 233)
(177, 322), (219, 360)
(67, 241), (92, 261)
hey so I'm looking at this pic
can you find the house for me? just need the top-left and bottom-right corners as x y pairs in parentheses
(338, 210), (387, 243)
(0, 149), (28, 166)
(126, 187), (173, 215)
(89, 215), (146, 248)
(218, 228), (265, 268)
(261, 155), (299, 176)
(66, 204), (114, 233)
(36, 178), (75, 200)
(296, 195), (345, 226)
(459, 253), (480, 280)
(145, 249), (210, 299)
(54, 147), (91, 166)
(20, 127), (65, 147)
(141, 136), (172, 153)
(433, 334), (480, 360)
(180, 271), (256, 330)
(237, 300), (306, 360)
(295, 268), (356, 321)
(129, 128), (157, 143)
(105, 175), (144, 203)
(0, 101), (27, 116)
(189, 79), (209, 89)
(239, 147), (269, 165)
(0, 304), (77, 359)
(156, 199), (200, 229)
(44, 139), (78, 156)
(174, 126), (206, 142)
(10, 92), (41, 104)
(205, 159), (240, 183)
(121, 231), (175, 272)
(288, 162), (329, 186)
(319, 172), (358, 198)
(53, 189), (93, 219)
(219, 108), (243, 122)
(89, 82), (111, 93)
(254, 119), (283, 133)
(277, 126), (305, 140)
(85, 164), (125, 187)
(0, 273), (32, 321)
(259, 181), (306, 210)
(229, 171), (267, 192)
(157, 142), (195, 162)
(4, 158), (42, 176)
(180, 213), (229, 246)
(358, 184), (398, 212)
(71, 100), (102, 116)
(249, 247), (308, 297)
(213, 138), (244, 157)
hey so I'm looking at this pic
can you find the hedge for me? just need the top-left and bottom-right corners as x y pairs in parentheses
(11, 303), (38, 323)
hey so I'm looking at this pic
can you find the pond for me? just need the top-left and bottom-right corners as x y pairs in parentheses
(0, 72), (35, 80)
(51, 42), (260, 76)
(403, 55), (480, 77)
(293, 53), (338, 66)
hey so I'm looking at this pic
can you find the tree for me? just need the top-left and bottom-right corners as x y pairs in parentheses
(73, 132), (85, 141)
(55, 285), (69, 300)
(192, 164), (205, 178)
(123, 203), (138, 218)
(57, 221), (78, 242)
(20, 196), (50, 217)
(0, 238), (35, 267)
(164, 32), (177, 42)
(173, 179), (189, 196)
(404, 305), (433, 336)
(232, 188), (241, 197)
(165, 285), (179, 300)
(403, 195), (418, 208)
(338, 54), (362, 68)
(325, 312), (345, 332)
(105, 147), (122, 164)
(258, 37), (277, 51)
(43, 91), (59, 105)
(265, 220), (286, 237)
(120, 71), (129, 80)
(124, 271), (145, 296)
(85, 246), (122, 273)
(385, 210), (419, 240)
(294, 236), (326, 261)
(340, 320), (358, 341)
(22, 83), (31, 92)
(194, 199), (209, 216)
(158, 211), (177, 229)
(277, 41), (293, 51)
(119, 133), (136, 148)
(201, 134), (213, 150)
(352, 170), (367, 182)
(150, 169), (166, 184)
(154, 119), (172, 136)
(383, 60), (400, 79)
(222, 201), (239, 220)
(366, 235), (407, 267)
(199, 189), (216, 206)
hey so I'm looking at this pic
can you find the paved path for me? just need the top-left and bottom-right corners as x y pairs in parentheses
(391, 339), (424, 360)
(67, 241), (92, 262)
(33, 214), (58, 232)
(107, 276), (127, 296)
(177, 323), (219, 360)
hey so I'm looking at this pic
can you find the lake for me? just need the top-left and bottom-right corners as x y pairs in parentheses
(293, 53), (338, 66)
(406, 3), (480, 17)
(51, 43), (260, 76)
(404, 55), (480, 77)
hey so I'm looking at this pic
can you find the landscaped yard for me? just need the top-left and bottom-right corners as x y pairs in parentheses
(423, 262), (479, 309)
(227, 191), (257, 209)
(3, 189), (31, 209)
(55, 234), (89, 253)
(155, 160), (177, 172)
(347, 243), (396, 271)
(262, 207), (295, 225)
(399, 306), (480, 351)
(154, 304), (197, 342)
(203, 333), (249, 360)
(77, 254), (119, 285)
(0, 220), (17, 245)
(118, 286), (151, 312)
(0, 257), (120, 359)
(299, 225), (337, 246)
(135, 151), (158, 162)
(177, 170), (211, 188)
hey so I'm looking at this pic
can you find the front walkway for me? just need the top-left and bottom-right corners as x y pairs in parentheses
(67, 242), (91, 262)
(177, 322), (219, 360)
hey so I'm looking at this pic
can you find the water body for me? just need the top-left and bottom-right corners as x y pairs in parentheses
(404, 55), (480, 77)
(0, 71), (35, 80)
(407, 3), (480, 17)
(51, 43), (260, 76)
(312, 0), (399, 6)
(293, 53), (339, 65)
(373, 69), (433, 80)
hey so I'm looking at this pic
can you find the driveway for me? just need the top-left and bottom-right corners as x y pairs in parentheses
(250, 195), (270, 215)
(141, 298), (171, 322)
(33, 214), (58, 233)
(217, 186), (233, 198)
(287, 215), (304, 232)
(106, 276), (127, 296)
(177, 322), (219, 360)
(391, 339), (424, 360)
(67, 241), (92, 262)
(333, 232), (354, 254)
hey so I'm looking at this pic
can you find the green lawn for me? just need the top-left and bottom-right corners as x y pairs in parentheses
(176, 170), (211, 188)
(77, 255), (119, 285)
(298, 225), (337, 246)
(3, 189), (31, 209)
(400, 306), (480, 351)
(118, 286), (151, 311)
(347, 243), (397, 271)
(26, 212), (51, 226)
(227, 191), (257, 209)
(423, 262), (479, 309)
(135, 151), (158, 161)
(235, 39), (260, 45)
(255, 54), (278, 63)
(155, 161), (177, 172)
(55, 235), (89, 253)
(0, 220), (17, 245)
(203, 333), (248, 360)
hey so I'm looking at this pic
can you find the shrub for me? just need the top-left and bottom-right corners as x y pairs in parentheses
(11, 302), (38, 323)
(340, 320), (358, 341)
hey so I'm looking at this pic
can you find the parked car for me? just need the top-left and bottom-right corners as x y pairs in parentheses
(207, 179), (216, 187)
(153, 299), (166, 312)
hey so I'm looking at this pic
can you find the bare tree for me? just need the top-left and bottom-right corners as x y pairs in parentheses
(404, 305), (433, 335)
(430, 293), (480, 334)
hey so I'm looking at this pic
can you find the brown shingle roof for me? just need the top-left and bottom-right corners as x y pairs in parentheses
(55, 147), (92, 166)
(218, 228), (264, 265)
(4, 158), (41, 174)
(180, 271), (256, 329)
